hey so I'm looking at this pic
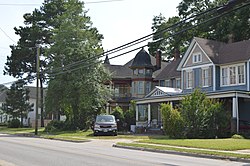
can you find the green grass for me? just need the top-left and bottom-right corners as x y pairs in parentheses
(117, 142), (250, 159)
(0, 126), (44, 134)
(138, 138), (250, 151)
(0, 126), (153, 141)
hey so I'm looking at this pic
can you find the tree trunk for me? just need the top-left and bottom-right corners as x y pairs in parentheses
(40, 78), (44, 127)
(20, 111), (23, 128)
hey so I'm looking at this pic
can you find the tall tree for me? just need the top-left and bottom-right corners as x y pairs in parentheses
(149, 0), (250, 58)
(45, 0), (110, 130)
(2, 80), (33, 127)
(4, 0), (73, 127)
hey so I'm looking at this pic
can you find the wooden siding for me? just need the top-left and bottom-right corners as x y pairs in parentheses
(183, 44), (211, 68)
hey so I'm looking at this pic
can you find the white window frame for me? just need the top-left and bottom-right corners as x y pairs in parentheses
(186, 70), (193, 89)
(138, 81), (143, 94)
(176, 78), (181, 89)
(202, 68), (209, 87)
(238, 65), (245, 84)
(220, 64), (245, 87)
(193, 52), (202, 63)
(145, 82), (151, 94)
(165, 79), (170, 87)
(138, 69), (144, 74)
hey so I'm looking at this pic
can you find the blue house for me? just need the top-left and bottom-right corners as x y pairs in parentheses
(135, 37), (250, 134)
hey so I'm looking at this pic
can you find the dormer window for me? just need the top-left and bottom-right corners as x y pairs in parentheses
(193, 53), (202, 63)
(138, 69), (144, 74)
(133, 69), (137, 75)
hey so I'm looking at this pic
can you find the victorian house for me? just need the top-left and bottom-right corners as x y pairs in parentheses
(135, 37), (250, 134)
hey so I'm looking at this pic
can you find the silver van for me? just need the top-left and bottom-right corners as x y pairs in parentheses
(93, 115), (118, 136)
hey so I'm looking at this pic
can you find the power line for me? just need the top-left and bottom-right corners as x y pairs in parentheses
(0, 27), (16, 43)
(46, 2), (250, 77)
(0, 0), (125, 6)
(44, 4), (222, 75)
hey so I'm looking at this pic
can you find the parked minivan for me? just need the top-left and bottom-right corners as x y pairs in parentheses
(93, 115), (118, 136)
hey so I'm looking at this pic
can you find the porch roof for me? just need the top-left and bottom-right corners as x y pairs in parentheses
(136, 90), (250, 104)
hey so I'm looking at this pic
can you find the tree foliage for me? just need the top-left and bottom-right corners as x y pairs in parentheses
(1, 80), (33, 127)
(3, 0), (68, 126)
(111, 106), (125, 131)
(44, 0), (110, 130)
(161, 103), (184, 138)
(149, 0), (250, 59)
(179, 89), (228, 138)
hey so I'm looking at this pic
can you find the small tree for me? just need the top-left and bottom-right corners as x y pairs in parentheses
(179, 89), (226, 138)
(111, 106), (125, 131)
(161, 103), (184, 138)
(124, 100), (136, 131)
(2, 80), (33, 127)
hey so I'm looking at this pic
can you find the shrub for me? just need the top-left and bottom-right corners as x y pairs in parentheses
(231, 134), (245, 139)
(45, 120), (64, 132)
(8, 119), (21, 128)
(111, 106), (125, 131)
(124, 109), (136, 131)
(161, 103), (184, 138)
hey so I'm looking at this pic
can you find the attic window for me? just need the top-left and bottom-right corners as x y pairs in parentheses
(193, 53), (202, 63)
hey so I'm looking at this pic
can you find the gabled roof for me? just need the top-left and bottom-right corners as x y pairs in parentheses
(155, 58), (181, 80)
(103, 64), (132, 79)
(178, 37), (250, 70)
(145, 86), (182, 98)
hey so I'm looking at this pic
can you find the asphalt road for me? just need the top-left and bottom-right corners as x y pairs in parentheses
(0, 134), (249, 166)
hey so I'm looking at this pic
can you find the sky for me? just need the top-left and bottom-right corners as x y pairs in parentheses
(0, 0), (181, 86)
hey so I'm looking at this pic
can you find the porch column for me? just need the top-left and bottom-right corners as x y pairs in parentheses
(232, 94), (239, 134)
(136, 105), (139, 126)
(170, 101), (173, 109)
(148, 103), (151, 127)
(106, 103), (109, 114)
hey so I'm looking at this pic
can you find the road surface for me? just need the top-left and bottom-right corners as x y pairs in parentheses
(0, 134), (248, 166)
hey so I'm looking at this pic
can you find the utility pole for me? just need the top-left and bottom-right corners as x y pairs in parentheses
(35, 45), (40, 135)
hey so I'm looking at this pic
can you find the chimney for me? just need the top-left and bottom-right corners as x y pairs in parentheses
(104, 55), (110, 64)
(156, 49), (162, 69)
(174, 48), (180, 61)
(228, 34), (234, 43)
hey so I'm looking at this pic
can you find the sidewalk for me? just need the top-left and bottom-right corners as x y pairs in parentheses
(113, 142), (250, 163)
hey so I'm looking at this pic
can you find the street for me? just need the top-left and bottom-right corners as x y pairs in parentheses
(0, 134), (249, 166)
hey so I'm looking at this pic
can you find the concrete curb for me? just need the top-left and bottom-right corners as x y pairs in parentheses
(3, 133), (90, 143)
(113, 144), (250, 163)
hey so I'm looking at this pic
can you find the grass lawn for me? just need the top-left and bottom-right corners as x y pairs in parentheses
(117, 142), (250, 159)
(0, 126), (153, 140)
(139, 138), (250, 151)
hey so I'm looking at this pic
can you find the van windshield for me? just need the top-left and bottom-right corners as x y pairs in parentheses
(96, 115), (115, 123)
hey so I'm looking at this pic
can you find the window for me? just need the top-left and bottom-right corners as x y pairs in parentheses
(159, 80), (165, 86)
(146, 82), (151, 94)
(176, 78), (181, 89)
(133, 82), (136, 94)
(238, 65), (245, 84)
(202, 68), (210, 87)
(133, 69), (137, 75)
(186, 71), (193, 89)
(138, 81), (143, 94)
(221, 68), (228, 86)
(146, 69), (151, 75)
(165, 80), (170, 87)
(138, 69), (144, 74)
(229, 66), (236, 85)
(193, 53), (202, 63)
(221, 64), (245, 86)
